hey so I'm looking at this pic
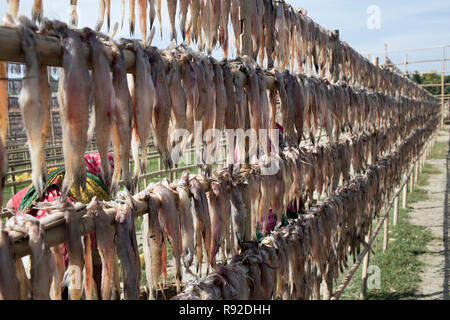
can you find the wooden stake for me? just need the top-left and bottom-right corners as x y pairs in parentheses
(409, 168), (414, 192)
(414, 161), (419, 184)
(360, 226), (372, 299)
(393, 190), (399, 226)
(373, 56), (379, 90)
(402, 183), (407, 209)
(383, 211), (389, 252)
(441, 48), (446, 127)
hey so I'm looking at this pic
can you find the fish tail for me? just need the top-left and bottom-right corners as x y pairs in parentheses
(140, 156), (147, 175)
(129, 0), (136, 35)
(112, 257), (121, 299)
(111, 125), (122, 196)
(100, 158), (112, 191)
(170, 29), (177, 42)
(106, 0), (111, 31)
(161, 236), (167, 287)
(121, 0), (126, 28)
(73, 153), (87, 193)
(31, 1), (43, 24)
(69, 4), (78, 26)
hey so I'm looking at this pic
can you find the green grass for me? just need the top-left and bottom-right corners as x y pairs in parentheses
(336, 142), (444, 300)
(429, 141), (447, 160)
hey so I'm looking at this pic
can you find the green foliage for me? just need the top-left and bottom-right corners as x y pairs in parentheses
(409, 71), (450, 95)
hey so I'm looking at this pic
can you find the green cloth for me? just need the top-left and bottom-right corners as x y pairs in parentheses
(17, 167), (110, 213)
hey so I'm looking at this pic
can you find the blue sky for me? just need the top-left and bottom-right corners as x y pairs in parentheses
(1, 0), (449, 74)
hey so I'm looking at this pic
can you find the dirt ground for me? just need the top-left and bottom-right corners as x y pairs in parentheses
(408, 128), (449, 300)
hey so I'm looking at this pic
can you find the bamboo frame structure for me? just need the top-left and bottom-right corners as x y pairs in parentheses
(0, 5), (441, 300)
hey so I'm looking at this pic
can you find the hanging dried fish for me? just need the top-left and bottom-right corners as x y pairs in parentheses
(83, 28), (115, 191)
(18, 21), (49, 197)
(111, 42), (134, 194)
(129, 0), (136, 35)
(69, 0), (78, 26)
(31, 0), (43, 24)
(52, 20), (91, 197)
(138, 0), (148, 40)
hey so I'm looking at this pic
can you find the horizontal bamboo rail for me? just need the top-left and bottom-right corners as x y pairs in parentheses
(0, 26), (278, 90)
(9, 193), (149, 259)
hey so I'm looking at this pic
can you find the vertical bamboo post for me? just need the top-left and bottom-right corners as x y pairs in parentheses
(409, 166), (414, 192)
(419, 154), (423, 173)
(393, 190), (399, 226)
(373, 57), (379, 90)
(360, 226), (372, 299)
(414, 160), (419, 184)
(421, 153), (425, 173)
(402, 182), (407, 208)
(383, 210), (389, 252)
(442, 47), (446, 127)
(403, 54), (408, 75)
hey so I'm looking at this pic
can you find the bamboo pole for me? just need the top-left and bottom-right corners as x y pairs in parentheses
(383, 212), (389, 252)
(402, 183), (407, 209)
(360, 226), (372, 299)
(409, 166), (414, 192)
(442, 47), (446, 127)
(414, 160), (419, 184)
(0, 26), (277, 90)
(373, 56), (379, 90)
(393, 189), (399, 226)
(10, 189), (151, 259)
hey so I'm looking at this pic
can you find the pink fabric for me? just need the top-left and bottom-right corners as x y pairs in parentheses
(260, 210), (277, 235)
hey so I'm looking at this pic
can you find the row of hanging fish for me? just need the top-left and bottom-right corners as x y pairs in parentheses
(0, 101), (439, 300)
(139, 100), (438, 299)
(172, 115), (439, 300)
(5, 0), (436, 101)
(0, 195), (139, 300)
(124, 0), (432, 100)
(0, 16), (438, 209)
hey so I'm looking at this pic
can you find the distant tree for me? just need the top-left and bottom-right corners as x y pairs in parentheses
(409, 71), (450, 95)
(410, 71), (422, 84)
